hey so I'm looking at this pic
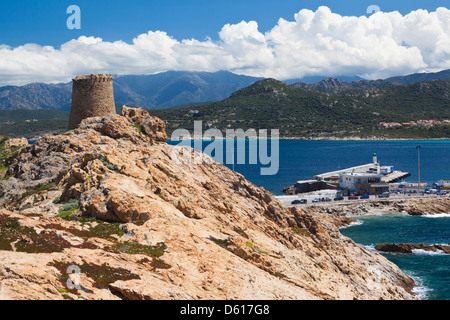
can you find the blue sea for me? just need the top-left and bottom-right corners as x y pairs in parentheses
(340, 214), (450, 300)
(169, 139), (450, 300)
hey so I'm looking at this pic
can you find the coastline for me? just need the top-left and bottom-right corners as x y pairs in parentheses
(280, 136), (450, 141)
(297, 197), (450, 227)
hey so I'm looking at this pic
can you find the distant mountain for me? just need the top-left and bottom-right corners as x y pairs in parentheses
(0, 83), (72, 111)
(284, 75), (364, 84)
(290, 69), (450, 93)
(291, 78), (392, 93)
(1, 69), (449, 111)
(0, 71), (262, 111)
(113, 71), (263, 109)
(385, 69), (450, 85)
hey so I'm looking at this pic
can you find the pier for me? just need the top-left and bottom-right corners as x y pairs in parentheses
(282, 154), (411, 196)
(381, 171), (411, 183)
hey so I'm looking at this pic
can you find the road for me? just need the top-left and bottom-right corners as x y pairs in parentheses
(276, 191), (449, 208)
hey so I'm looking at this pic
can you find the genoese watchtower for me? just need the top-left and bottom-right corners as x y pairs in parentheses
(68, 74), (116, 129)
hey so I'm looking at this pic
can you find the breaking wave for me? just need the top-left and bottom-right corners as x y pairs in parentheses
(421, 212), (450, 219)
(339, 220), (363, 229)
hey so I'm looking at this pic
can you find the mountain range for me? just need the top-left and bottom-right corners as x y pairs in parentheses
(0, 71), (262, 111)
(291, 69), (450, 93)
(0, 69), (449, 111)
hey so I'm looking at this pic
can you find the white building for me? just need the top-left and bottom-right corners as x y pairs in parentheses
(339, 172), (389, 195)
(437, 179), (450, 187)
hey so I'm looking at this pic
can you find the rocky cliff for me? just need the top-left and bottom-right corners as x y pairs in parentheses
(0, 107), (417, 300)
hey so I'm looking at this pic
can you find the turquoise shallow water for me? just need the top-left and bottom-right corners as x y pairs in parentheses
(340, 214), (450, 300)
(167, 139), (450, 300)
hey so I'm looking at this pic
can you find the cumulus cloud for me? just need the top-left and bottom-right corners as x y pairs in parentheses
(0, 6), (449, 86)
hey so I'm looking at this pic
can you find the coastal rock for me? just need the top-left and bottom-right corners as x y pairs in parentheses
(0, 108), (418, 300)
(393, 199), (450, 216)
(304, 198), (450, 217)
(375, 243), (450, 254)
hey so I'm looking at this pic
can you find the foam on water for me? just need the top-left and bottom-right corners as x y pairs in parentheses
(421, 212), (450, 219)
(412, 249), (447, 256)
(408, 272), (433, 300)
(339, 220), (363, 229)
(363, 244), (376, 251)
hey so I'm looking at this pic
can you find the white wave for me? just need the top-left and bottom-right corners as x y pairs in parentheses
(412, 249), (447, 256)
(363, 244), (376, 251)
(339, 220), (363, 229)
(421, 212), (450, 219)
(408, 273), (433, 300)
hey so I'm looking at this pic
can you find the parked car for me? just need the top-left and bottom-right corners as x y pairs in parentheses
(348, 195), (359, 200)
(334, 196), (344, 201)
(360, 194), (370, 199)
(312, 198), (321, 203)
(378, 192), (390, 198)
(291, 199), (307, 205)
(437, 190), (447, 196)
(321, 197), (332, 202)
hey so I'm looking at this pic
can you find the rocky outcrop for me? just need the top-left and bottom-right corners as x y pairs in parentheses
(0, 108), (418, 300)
(3, 138), (28, 149)
(393, 198), (450, 216)
(304, 198), (450, 217)
(375, 243), (450, 255)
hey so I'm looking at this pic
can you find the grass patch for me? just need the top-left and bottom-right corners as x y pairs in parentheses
(109, 241), (167, 257)
(132, 124), (144, 135)
(0, 214), (73, 253)
(100, 157), (120, 172)
(49, 261), (141, 293)
(22, 182), (57, 198)
(57, 199), (80, 218)
(292, 227), (312, 237)
(54, 215), (124, 240)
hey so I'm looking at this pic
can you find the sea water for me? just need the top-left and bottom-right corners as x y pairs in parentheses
(340, 214), (450, 300)
(168, 139), (450, 300)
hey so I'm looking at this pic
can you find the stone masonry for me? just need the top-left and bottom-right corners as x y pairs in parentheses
(68, 74), (116, 129)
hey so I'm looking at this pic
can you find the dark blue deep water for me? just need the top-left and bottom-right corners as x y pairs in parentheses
(169, 139), (450, 195)
(168, 139), (450, 300)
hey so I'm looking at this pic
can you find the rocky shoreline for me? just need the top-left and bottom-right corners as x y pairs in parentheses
(375, 243), (450, 255)
(303, 197), (450, 220)
(0, 107), (419, 300)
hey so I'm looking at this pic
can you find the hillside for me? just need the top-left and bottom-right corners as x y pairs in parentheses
(0, 110), (69, 138)
(152, 79), (450, 138)
(0, 107), (417, 300)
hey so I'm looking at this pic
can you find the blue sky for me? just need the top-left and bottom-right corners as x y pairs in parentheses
(0, 1), (448, 85)
(0, 0), (446, 46)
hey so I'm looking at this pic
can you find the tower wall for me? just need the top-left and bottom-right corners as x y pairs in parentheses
(68, 74), (116, 129)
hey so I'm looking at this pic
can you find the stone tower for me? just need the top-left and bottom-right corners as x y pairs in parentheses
(68, 74), (116, 129)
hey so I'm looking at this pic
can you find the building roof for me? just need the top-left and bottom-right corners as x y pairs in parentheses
(339, 172), (383, 178)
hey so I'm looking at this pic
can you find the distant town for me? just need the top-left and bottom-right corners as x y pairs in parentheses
(378, 119), (450, 129)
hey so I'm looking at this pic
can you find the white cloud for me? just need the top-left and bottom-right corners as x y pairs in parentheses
(0, 6), (449, 86)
